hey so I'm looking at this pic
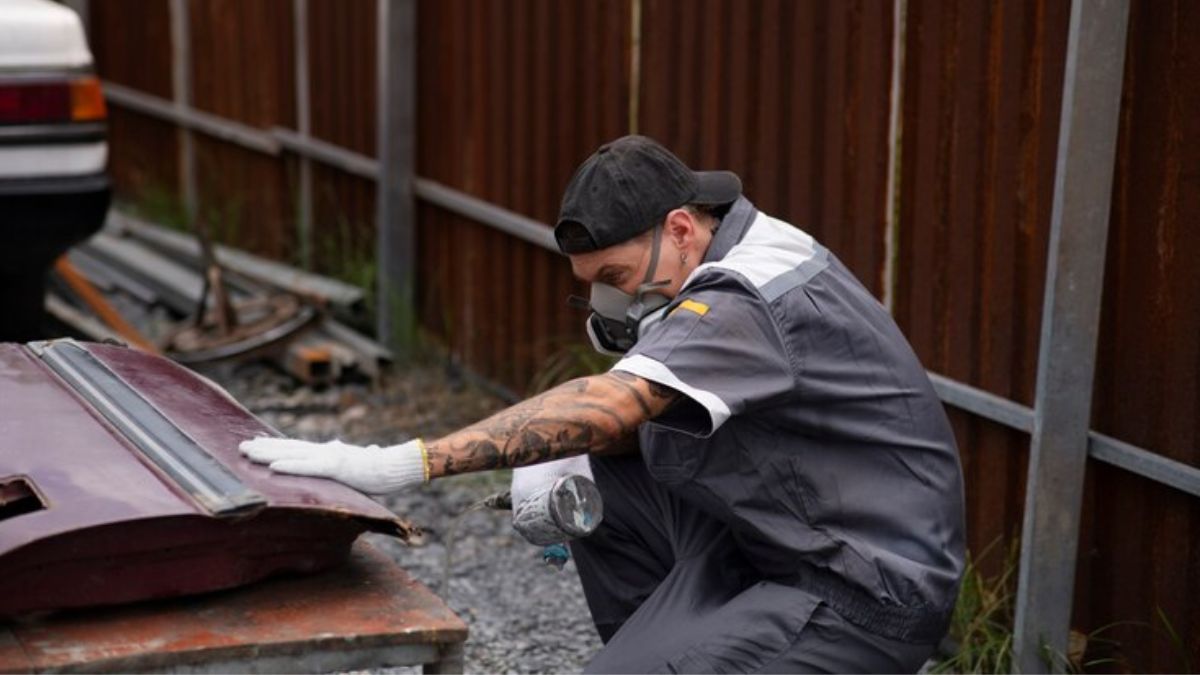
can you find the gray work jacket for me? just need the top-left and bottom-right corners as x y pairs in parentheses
(611, 197), (966, 643)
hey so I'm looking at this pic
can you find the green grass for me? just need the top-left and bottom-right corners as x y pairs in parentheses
(931, 539), (1195, 673)
(1156, 606), (1193, 674)
(932, 538), (1098, 673)
(120, 184), (190, 231)
(932, 538), (1020, 674)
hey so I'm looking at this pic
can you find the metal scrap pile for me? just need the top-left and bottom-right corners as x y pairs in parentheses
(47, 211), (391, 385)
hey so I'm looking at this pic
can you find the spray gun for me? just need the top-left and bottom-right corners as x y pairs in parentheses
(483, 474), (604, 569)
(442, 473), (603, 595)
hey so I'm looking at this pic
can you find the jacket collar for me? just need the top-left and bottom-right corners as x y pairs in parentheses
(702, 196), (757, 264)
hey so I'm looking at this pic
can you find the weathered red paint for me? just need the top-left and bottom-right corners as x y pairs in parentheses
(0, 541), (466, 673)
(0, 341), (414, 617)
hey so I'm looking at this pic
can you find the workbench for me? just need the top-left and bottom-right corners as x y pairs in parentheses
(0, 540), (467, 673)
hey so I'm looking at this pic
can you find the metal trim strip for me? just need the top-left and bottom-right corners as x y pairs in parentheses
(30, 340), (266, 516)
(0, 122), (106, 146)
(0, 171), (108, 196)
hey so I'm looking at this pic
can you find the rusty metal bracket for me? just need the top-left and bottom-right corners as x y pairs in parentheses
(166, 295), (317, 364)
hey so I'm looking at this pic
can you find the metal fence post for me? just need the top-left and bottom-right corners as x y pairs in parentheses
(375, 0), (417, 351)
(168, 0), (197, 224)
(1013, 0), (1130, 671)
(882, 0), (907, 312)
(293, 0), (313, 270)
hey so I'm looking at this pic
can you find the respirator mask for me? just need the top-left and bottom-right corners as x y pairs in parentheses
(574, 224), (673, 356)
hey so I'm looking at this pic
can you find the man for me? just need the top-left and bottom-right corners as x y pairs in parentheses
(241, 135), (965, 673)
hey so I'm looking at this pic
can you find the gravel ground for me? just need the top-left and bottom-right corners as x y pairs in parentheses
(209, 361), (603, 673)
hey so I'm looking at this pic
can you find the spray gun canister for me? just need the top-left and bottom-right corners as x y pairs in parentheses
(512, 474), (604, 547)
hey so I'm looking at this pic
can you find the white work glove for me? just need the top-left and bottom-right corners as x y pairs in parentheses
(239, 437), (428, 495)
(510, 454), (594, 545)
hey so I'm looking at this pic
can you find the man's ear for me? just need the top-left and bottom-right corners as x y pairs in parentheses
(664, 208), (695, 249)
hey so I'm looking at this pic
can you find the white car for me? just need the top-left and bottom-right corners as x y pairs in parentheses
(0, 0), (109, 340)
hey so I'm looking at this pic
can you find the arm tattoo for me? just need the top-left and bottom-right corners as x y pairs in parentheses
(425, 372), (680, 478)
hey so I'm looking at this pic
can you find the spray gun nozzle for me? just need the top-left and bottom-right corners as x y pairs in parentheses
(483, 490), (513, 510)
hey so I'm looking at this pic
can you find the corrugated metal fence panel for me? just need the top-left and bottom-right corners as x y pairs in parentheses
(900, 0), (1200, 668)
(188, 0), (297, 261)
(637, 0), (894, 298)
(1077, 0), (1200, 669)
(306, 0), (377, 283)
(897, 0), (1069, 570)
(416, 0), (629, 390)
(88, 1), (180, 208)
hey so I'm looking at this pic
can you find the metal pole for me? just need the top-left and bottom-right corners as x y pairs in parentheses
(882, 0), (907, 311)
(374, 0), (417, 350)
(628, 0), (642, 134)
(293, 0), (313, 269)
(169, 0), (197, 224)
(1012, 0), (1129, 671)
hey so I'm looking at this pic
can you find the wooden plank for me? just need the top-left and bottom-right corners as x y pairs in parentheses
(3, 542), (465, 673)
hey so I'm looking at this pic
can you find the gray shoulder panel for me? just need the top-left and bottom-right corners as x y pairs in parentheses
(758, 246), (831, 302)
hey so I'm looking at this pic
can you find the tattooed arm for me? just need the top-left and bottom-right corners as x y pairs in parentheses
(425, 371), (678, 478)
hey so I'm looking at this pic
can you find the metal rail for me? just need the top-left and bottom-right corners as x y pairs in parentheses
(927, 372), (1034, 434)
(104, 82), (562, 257)
(928, 373), (1200, 500)
(414, 179), (560, 252)
(1089, 432), (1200, 498)
(272, 126), (375, 179)
(105, 82), (280, 155)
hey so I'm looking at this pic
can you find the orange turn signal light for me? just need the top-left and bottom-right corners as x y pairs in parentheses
(70, 76), (106, 122)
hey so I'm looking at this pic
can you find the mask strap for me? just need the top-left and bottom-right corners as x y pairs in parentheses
(643, 223), (664, 284)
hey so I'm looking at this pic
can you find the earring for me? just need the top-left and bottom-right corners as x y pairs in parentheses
(681, 253), (688, 264)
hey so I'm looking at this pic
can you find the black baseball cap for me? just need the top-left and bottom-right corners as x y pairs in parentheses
(554, 135), (742, 254)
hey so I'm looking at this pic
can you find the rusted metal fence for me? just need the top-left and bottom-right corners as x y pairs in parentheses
(897, 0), (1068, 569)
(80, 0), (1198, 670)
(640, 0), (896, 298)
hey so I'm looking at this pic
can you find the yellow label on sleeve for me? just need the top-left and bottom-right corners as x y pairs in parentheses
(672, 299), (710, 317)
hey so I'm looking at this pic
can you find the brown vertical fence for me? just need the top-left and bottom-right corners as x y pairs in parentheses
(88, 1), (178, 206)
(416, 0), (629, 389)
(897, 0), (1068, 570)
(307, 0), (377, 282)
(638, 0), (895, 296)
(188, 0), (297, 260)
(1081, 0), (1200, 670)
(85, 0), (1198, 669)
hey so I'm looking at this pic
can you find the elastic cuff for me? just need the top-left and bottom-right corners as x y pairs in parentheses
(369, 441), (428, 493)
(416, 438), (431, 483)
